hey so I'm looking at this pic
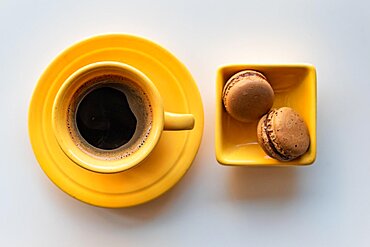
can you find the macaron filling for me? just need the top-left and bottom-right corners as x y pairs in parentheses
(264, 110), (290, 161)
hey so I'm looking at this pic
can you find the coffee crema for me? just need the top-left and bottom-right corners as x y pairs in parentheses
(66, 74), (153, 161)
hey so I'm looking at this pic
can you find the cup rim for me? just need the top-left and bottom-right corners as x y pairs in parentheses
(52, 61), (164, 173)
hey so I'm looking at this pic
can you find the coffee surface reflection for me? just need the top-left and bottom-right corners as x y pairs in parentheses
(76, 87), (137, 150)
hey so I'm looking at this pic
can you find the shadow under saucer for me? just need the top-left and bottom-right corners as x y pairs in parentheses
(98, 154), (203, 224)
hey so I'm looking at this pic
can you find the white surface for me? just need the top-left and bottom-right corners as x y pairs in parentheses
(1, 0), (370, 246)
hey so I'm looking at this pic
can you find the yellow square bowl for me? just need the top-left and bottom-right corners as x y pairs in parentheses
(215, 64), (316, 166)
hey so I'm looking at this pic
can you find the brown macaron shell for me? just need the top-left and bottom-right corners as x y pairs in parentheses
(223, 70), (274, 123)
(257, 107), (310, 161)
(257, 114), (287, 161)
(222, 70), (267, 99)
(269, 107), (310, 160)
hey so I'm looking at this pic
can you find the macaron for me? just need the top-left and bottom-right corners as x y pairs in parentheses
(222, 70), (274, 123)
(257, 107), (310, 161)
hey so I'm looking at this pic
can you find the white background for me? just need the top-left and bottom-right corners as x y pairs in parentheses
(1, 0), (370, 246)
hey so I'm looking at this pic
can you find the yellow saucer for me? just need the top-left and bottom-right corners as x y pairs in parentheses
(28, 34), (204, 208)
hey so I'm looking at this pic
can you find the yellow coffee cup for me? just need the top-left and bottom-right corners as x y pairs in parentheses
(52, 61), (194, 173)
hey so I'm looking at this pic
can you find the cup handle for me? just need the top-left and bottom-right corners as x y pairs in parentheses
(164, 112), (195, 130)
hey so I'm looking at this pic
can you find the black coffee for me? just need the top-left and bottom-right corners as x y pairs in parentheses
(76, 87), (137, 150)
(68, 74), (153, 160)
